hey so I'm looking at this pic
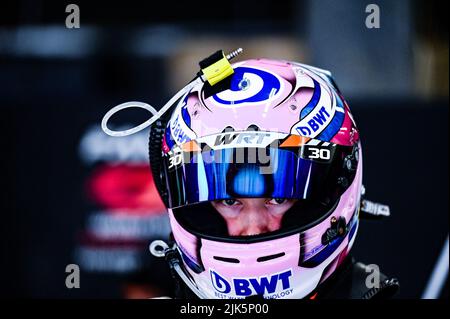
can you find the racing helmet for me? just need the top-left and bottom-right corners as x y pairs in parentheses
(149, 57), (363, 299)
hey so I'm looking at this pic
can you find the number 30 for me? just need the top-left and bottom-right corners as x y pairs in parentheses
(309, 147), (331, 160)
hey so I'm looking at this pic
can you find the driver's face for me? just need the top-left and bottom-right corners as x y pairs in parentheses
(211, 198), (297, 236)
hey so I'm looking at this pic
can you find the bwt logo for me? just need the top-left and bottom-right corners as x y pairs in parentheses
(296, 106), (330, 136)
(210, 269), (292, 296)
(171, 114), (191, 145)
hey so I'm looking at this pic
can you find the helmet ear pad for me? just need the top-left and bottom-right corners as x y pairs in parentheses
(148, 119), (169, 207)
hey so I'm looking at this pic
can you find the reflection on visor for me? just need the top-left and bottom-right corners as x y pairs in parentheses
(163, 139), (357, 209)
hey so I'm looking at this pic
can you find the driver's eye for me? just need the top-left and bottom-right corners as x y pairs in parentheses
(222, 199), (239, 206)
(267, 198), (287, 205)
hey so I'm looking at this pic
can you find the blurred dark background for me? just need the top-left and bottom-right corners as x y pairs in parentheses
(0, 0), (448, 298)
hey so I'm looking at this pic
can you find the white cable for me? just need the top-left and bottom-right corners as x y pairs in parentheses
(422, 235), (449, 299)
(149, 240), (208, 299)
(173, 263), (208, 299)
(101, 48), (244, 137)
(101, 77), (203, 137)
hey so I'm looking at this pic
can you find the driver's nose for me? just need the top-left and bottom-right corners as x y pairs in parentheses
(235, 201), (281, 236)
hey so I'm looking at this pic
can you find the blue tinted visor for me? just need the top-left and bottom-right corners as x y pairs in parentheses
(162, 139), (357, 209)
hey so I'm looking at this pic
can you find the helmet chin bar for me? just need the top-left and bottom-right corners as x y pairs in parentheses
(149, 240), (208, 299)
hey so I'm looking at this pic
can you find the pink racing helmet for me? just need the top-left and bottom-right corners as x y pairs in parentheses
(149, 57), (363, 299)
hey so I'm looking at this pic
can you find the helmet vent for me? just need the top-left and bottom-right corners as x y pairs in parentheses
(247, 124), (260, 131)
(257, 252), (285, 262)
(222, 126), (235, 133)
(213, 256), (240, 263)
